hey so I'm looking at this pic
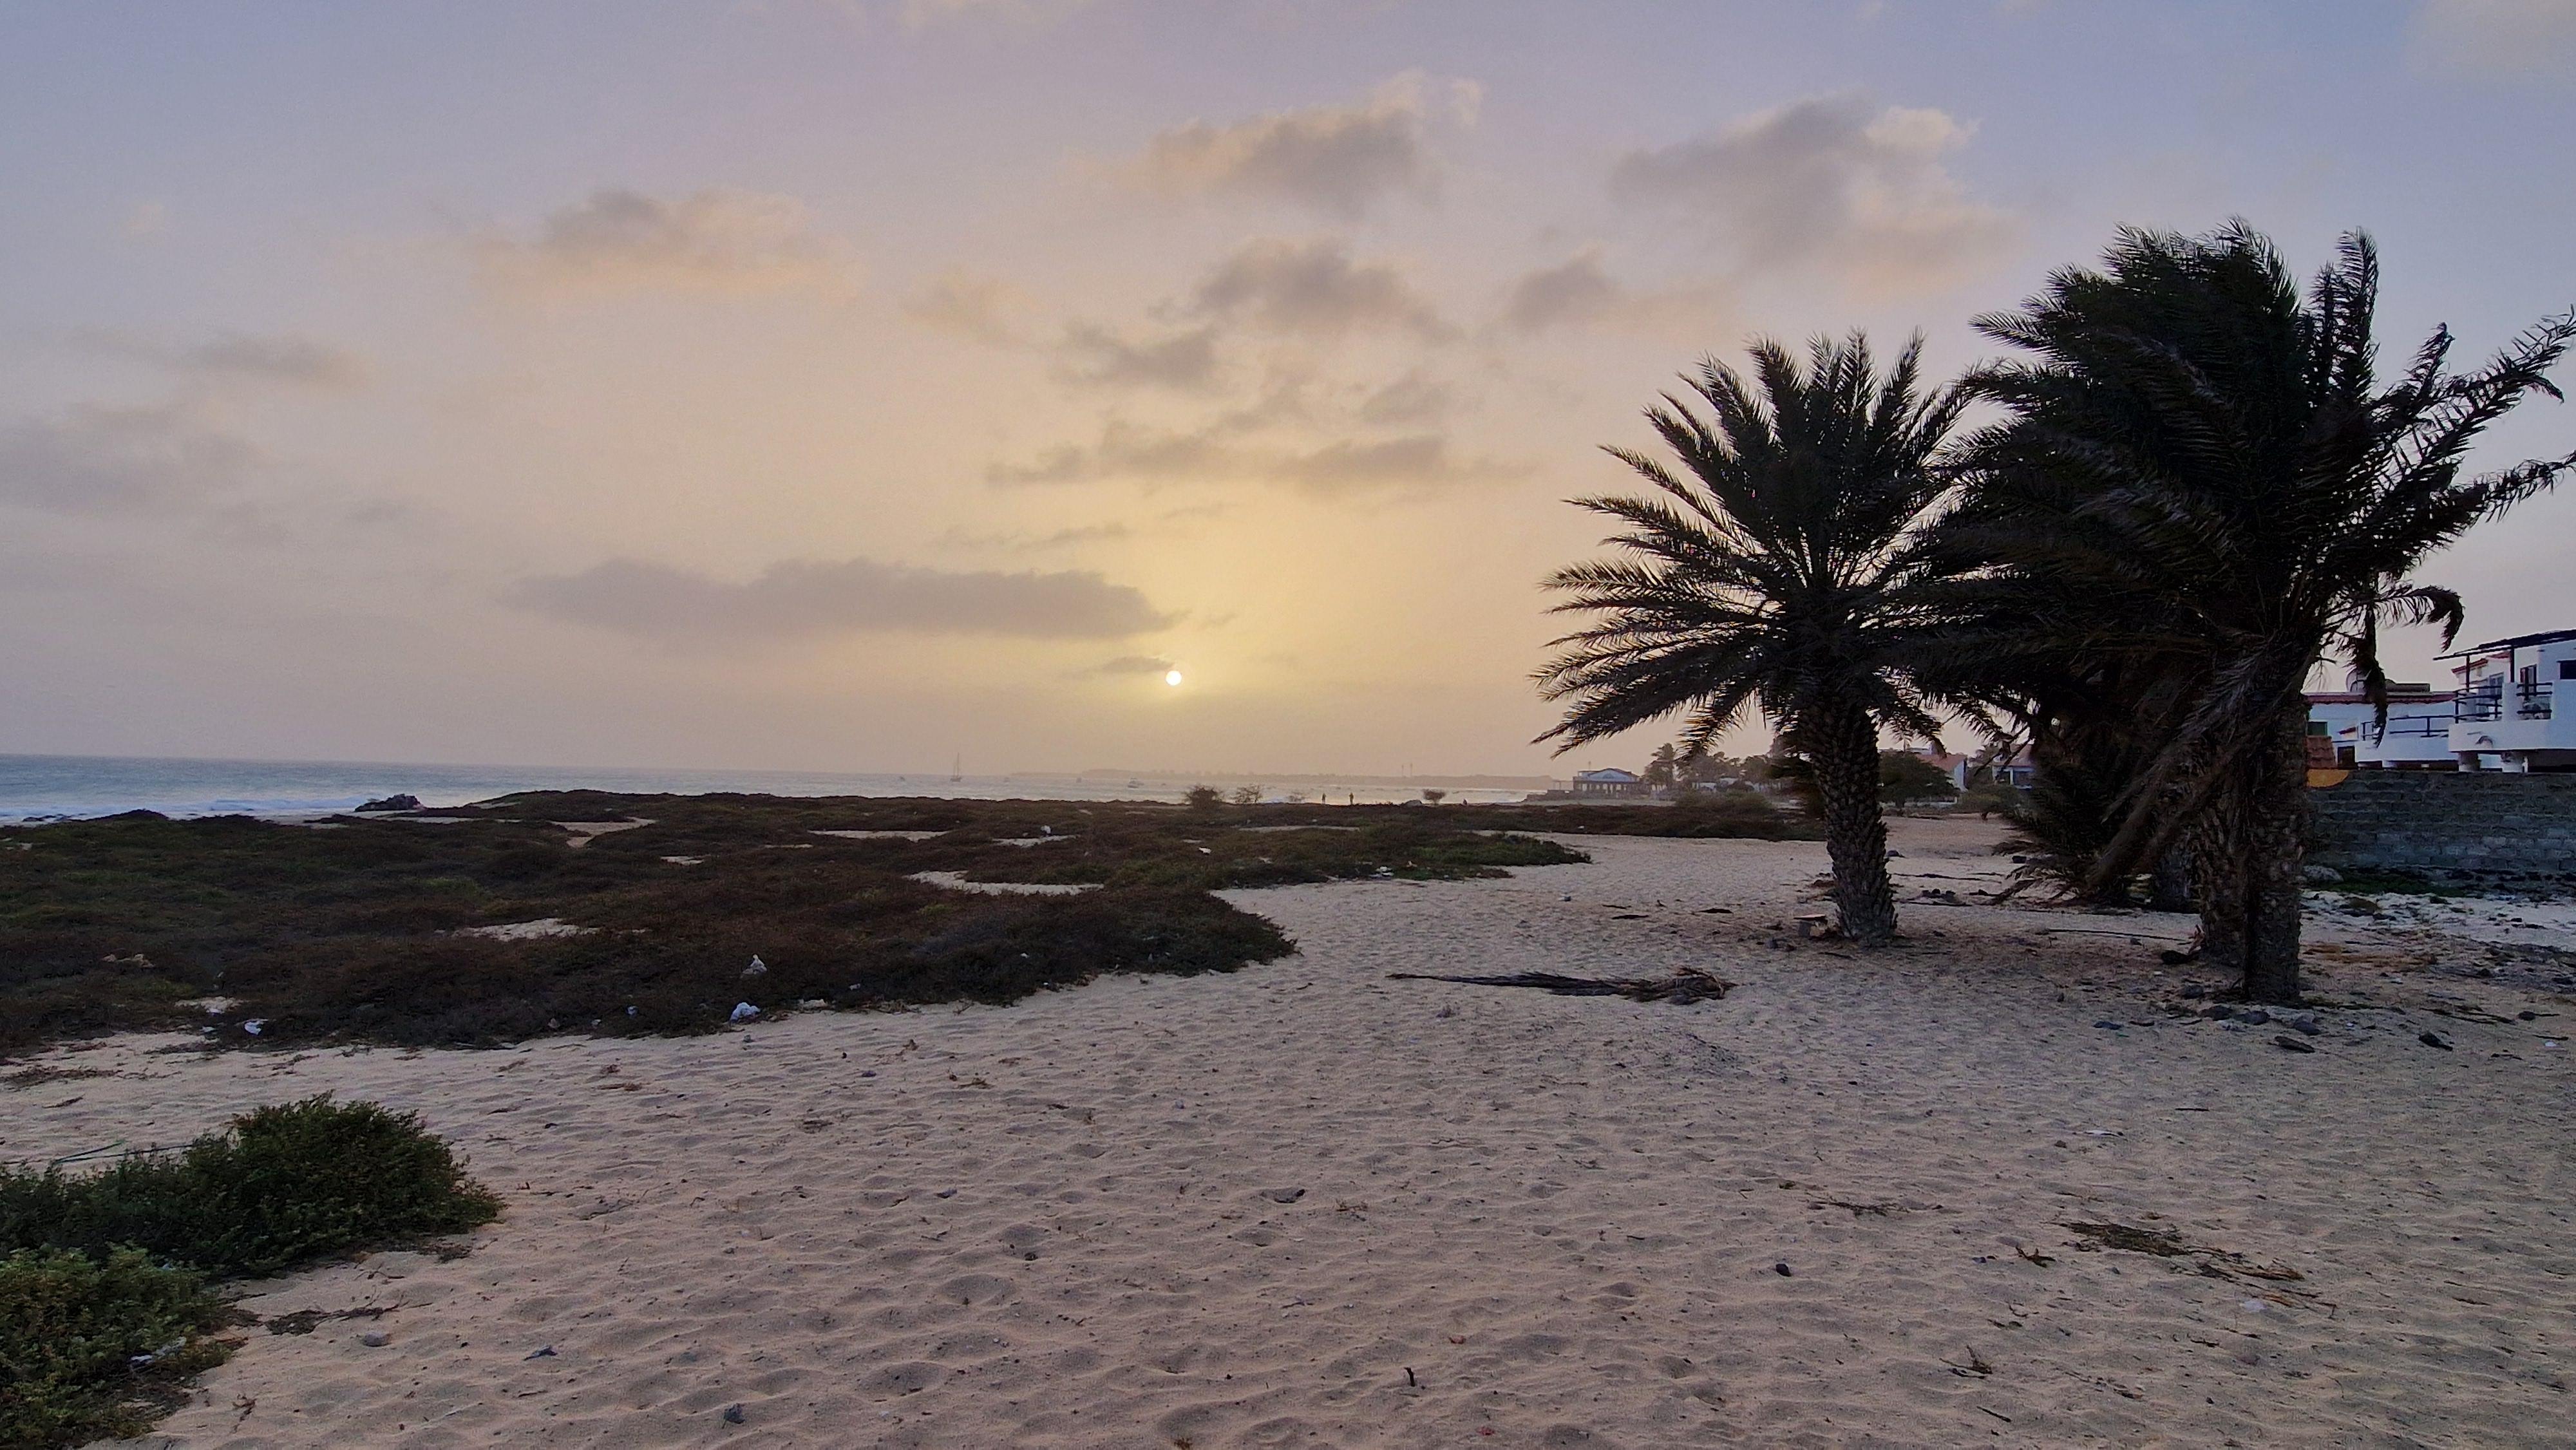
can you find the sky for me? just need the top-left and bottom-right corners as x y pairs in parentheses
(3, 0), (2574, 780)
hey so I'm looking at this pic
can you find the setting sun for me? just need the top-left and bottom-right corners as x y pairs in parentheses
(1164, 669), (1185, 688)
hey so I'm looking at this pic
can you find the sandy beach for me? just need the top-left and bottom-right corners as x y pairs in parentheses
(10, 818), (2573, 1449)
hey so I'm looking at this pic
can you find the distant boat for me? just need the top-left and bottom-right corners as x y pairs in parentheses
(949, 753), (963, 783)
(1126, 778), (1143, 789)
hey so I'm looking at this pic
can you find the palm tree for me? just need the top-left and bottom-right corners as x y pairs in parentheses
(1918, 581), (2206, 910)
(1955, 222), (2574, 1002)
(1536, 334), (1967, 943)
(1644, 742), (1680, 791)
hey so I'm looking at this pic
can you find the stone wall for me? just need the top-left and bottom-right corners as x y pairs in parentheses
(2308, 771), (2576, 880)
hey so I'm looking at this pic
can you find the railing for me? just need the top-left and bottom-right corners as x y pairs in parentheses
(2454, 681), (2555, 722)
(2370, 714), (2454, 738)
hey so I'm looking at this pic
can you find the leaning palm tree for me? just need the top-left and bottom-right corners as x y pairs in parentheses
(1536, 334), (1967, 943)
(1916, 568), (2208, 912)
(1956, 222), (2574, 1001)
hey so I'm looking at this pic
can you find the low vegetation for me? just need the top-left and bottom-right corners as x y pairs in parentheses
(0, 793), (1598, 1053)
(0, 1247), (231, 1449)
(1454, 789), (1804, 841)
(1, 1097), (500, 1276)
(1, 1097), (497, 1450)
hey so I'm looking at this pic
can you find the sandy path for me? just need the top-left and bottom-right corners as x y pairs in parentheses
(9, 821), (2574, 1448)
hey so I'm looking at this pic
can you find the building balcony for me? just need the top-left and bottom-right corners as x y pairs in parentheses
(2452, 705), (2576, 760)
(2457, 682), (2556, 722)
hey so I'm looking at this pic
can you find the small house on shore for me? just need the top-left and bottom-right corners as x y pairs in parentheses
(1569, 767), (1645, 798)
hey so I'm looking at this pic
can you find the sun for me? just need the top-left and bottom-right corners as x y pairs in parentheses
(1164, 668), (1185, 688)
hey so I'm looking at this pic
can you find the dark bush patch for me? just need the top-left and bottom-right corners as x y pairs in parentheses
(922, 819), (1586, 892)
(0, 794), (1589, 1052)
(876, 889), (1290, 1004)
(1397, 796), (1806, 842)
(0, 1097), (498, 1450)
(0, 1097), (500, 1279)
(0, 1247), (233, 1450)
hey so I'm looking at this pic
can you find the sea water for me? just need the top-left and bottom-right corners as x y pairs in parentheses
(0, 754), (1537, 822)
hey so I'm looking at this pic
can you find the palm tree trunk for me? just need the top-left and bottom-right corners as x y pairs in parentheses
(2190, 793), (2245, 974)
(2236, 702), (2309, 1004)
(2148, 845), (2194, 913)
(1808, 702), (1897, 943)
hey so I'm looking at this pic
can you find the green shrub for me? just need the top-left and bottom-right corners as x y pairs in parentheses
(0, 1099), (498, 1447)
(0, 1247), (232, 1450)
(0, 1097), (500, 1280)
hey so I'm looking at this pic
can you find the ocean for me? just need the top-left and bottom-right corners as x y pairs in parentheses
(0, 755), (1544, 822)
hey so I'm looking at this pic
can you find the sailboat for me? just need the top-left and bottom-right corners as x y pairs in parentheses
(949, 753), (963, 783)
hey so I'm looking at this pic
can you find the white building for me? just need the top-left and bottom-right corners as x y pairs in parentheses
(2446, 628), (2576, 772)
(2305, 683), (2459, 769)
(1569, 767), (1645, 797)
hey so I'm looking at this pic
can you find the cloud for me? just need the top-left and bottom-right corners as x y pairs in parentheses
(1272, 434), (1495, 495)
(940, 521), (1134, 551)
(2413, 0), (2576, 73)
(1497, 249), (1736, 337)
(902, 270), (1031, 344)
(1126, 71), (1478, 218)
(1190, 237), (1448, 339)
(988, 420), (1233, 485)
(1502, 250), (1627, 332)
(1055, 321), (1224, 390)
(990, 419), (1511, 496)
(898, 0), (1096, 27)
(0, 402), (260, 513)
(1357, 370), (1452, 426)
(509, 556), (1173, 640)
(1085, 653), (1177, 676)
(182, 334), (370, 387)
(86, 330), (370, 389)
(1610, 92), (2014, 297)
(478, 188), (855, 297)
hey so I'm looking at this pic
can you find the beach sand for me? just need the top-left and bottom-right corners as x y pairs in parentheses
(10, 818), (2574, 1447)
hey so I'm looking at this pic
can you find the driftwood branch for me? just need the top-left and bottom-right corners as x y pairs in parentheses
(1386, 968), (1733, 1003)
